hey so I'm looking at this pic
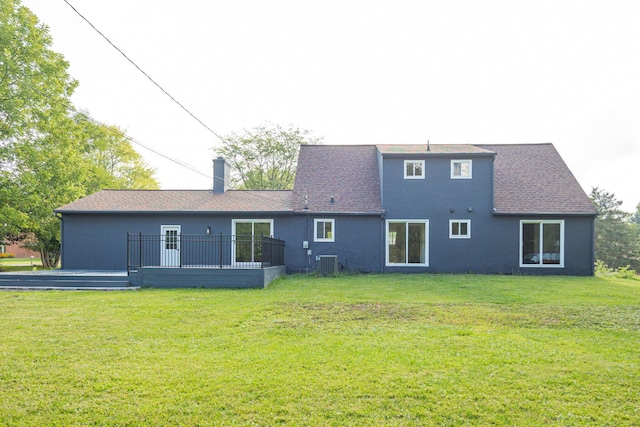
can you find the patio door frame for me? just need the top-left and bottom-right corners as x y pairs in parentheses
(231, 219), (273, 266)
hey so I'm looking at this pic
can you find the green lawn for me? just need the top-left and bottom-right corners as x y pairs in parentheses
(0, 257), (43, 272)
(1, 274), (639, 426)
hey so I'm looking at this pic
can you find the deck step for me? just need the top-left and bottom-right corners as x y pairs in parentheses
(0, 278), (132, 288)
(0, 271), (132, 289)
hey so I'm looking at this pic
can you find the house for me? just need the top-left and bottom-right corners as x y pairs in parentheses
(54, 143), (597, 285)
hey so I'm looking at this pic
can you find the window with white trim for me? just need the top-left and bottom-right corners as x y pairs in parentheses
(404, 160), (425, 179)
(520, 220), (564, 267)
(386, 220), (429, 266)
(449, 220), (471, 239)
(314, 218), (335, 242)
(451, 160), (472, 179)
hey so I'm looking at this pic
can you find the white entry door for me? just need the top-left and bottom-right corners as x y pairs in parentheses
(160, 225), (181, 267)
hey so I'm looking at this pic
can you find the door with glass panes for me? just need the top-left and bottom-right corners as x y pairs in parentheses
(160, 225), (181, 267)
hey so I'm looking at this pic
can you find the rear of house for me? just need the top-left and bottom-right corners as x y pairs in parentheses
(55, 143), (597, 278)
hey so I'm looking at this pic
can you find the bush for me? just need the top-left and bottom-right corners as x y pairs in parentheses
(615, 265), (638, 280)
(596, 260), (638, 280)
(0, 253), (15, 259)
(594, 260), (612, 275)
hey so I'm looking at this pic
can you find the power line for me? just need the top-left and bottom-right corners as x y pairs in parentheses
(62, 0), (227, 144)
(17, 80), (213, 180)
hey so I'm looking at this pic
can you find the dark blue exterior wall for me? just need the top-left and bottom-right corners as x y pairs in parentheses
(281, 214), (382, 274)
(59, 151), (594, 276)
(379, 154), (594, 275)
(60, 213), (244, 270)
(60, 212), (383, 273)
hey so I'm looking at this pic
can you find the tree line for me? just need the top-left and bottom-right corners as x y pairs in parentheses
(590, 188), (640, 273)
(1, 1), (158, 267)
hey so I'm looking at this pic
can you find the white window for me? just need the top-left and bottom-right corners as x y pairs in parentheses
(314, 218), (335, 242)
(449, 220), (471, 239)
(404, 160), (425, 179)
(451, 160), (472, 179)
(386, 220), (429, 266)
(520, 220), (564, 268)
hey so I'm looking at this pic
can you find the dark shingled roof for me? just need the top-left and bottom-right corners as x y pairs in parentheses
(55, 190), (293, 213)
(478, 143), (597, 215)
(293, 145), (383, 214)
(55, 143), (594, 216)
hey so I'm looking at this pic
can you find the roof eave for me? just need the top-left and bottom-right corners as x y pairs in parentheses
(293, 210), (385, 216)
(380, 152), (495, 158)
(492, 210), (598, 217)
(55, 209), (295, 215)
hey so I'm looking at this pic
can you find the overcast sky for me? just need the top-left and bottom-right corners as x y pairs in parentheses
(22, 0), (640, 211)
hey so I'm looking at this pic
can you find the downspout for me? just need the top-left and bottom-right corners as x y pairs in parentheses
(590, 216), (596, 276)
(55, 213), (63, 269)
(380, 213), (385, 273)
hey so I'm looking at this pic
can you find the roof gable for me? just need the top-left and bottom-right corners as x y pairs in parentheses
(293, 145), (383, 213)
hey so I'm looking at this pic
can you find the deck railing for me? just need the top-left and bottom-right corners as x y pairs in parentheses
(127, 233), (285, 273)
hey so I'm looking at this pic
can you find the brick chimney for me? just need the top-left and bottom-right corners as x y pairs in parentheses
(213, 157), (230, 194)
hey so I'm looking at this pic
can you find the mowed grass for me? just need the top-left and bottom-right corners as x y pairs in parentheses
(1, 274), (639, 426)
(0, 257), (44, 272)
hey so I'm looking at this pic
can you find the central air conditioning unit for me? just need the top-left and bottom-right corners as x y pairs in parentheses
(318, 255), (339, 276)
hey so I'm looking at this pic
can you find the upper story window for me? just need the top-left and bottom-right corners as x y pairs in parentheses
(404, 160), (425, 179)
(314, 218), (335, 242)
(451, 160), (472, 179)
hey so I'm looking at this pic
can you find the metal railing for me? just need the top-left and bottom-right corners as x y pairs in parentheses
(127, 233), (285, 272)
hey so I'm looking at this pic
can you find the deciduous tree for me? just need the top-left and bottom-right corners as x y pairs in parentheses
(217, 123), (322, 190)
(1, 1), (158, 267)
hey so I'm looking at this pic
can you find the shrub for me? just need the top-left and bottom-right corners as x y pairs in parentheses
(596, 260), (639, 280)
(594, 260), (612, 275)
(615, 265), (638, 280)
(0, 253), (15, 259)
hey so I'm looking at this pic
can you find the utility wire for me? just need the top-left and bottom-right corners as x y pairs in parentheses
(17, 80), (213, 180)
(62, 0), (227, 144)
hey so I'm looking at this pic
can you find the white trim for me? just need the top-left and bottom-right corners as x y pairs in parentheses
(385, 219), (429, 267)
(404, 160), (425, 179)
(314, 218), (335, 242)
(449, 219), (471, 239)
(519, 220), (564, 268)
(451, 159), (472, 179)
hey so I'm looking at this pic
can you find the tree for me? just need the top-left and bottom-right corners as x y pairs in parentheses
(1, 1), (158, 267)
(0, 0), (77, 143)
(590, 187), (640, 271)
(217, 123), (322, 190)
(73, 113), (158, 192)
(633, 202), (640, 226)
